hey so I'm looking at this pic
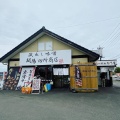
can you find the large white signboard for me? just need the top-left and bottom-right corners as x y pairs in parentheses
(20, 50), (71, 66)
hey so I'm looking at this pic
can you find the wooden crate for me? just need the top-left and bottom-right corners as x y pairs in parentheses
(70, 63), (98, 92)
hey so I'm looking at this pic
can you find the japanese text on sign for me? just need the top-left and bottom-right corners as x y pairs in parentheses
(96, 60), (117, 66)
(20, 50), (71, 66)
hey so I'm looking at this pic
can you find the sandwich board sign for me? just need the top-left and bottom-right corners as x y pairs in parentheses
(32, 79), (41, 94)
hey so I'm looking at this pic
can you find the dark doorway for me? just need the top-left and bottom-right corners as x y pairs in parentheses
(53, 75), (69, 88)
(35, 66), (52, 80)
(53, 65), (70, 88)
(34, 65), (70, 89)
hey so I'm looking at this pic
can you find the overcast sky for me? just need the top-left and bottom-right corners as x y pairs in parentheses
(0, 0), (120, 71)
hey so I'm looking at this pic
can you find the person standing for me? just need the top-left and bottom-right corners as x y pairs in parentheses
(100, 73), (106, 87)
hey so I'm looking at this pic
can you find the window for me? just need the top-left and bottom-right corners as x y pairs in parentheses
(38, 42), (44, 51)
(45, 42), (52, 50)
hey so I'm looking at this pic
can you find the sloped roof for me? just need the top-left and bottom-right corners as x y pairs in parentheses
(0, 26), (99, 63)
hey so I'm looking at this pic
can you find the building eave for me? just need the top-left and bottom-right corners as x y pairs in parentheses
(0, 26), (99, 63)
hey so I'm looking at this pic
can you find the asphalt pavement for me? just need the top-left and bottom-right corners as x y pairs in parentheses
(0, 81), (120, 120)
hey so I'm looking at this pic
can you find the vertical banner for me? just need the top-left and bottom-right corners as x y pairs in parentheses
(17, 67), (35, 89)
(4, 67), (21, 90)
(0, 72), (8, 90)
(0, 72), (4, 89)
(3, 72), (7, 80)
(75, 66), (82, 86)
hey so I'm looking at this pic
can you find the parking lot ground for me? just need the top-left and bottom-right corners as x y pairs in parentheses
(113, 80), (120, 87)
(0, 81), (120, 120)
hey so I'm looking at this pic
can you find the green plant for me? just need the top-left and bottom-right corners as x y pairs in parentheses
(114, 67), (120, 73)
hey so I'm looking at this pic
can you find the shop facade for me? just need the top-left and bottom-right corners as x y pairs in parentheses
(0, 27), (99, 91)
(96, 60), (117, 87)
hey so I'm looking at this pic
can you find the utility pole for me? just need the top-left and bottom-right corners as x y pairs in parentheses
(97, 46), (103, 61)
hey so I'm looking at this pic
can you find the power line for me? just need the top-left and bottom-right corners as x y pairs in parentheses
(105, 49), (120, 61)
(107, 44), (120, 60)
(103, 29), (120, 47)
(104, 32), (120, 48)
(109, 37), (120, 49)
(100, 23), (120, 46)
(110, 53), (120, 59)
(52, 16), (120, 29)
(116, 57), (120, 59)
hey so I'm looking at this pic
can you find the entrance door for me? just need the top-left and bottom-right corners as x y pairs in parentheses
(53, 75), (69, 88)
(54, 75), (62, 88)
(53, 66), (69, 88)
